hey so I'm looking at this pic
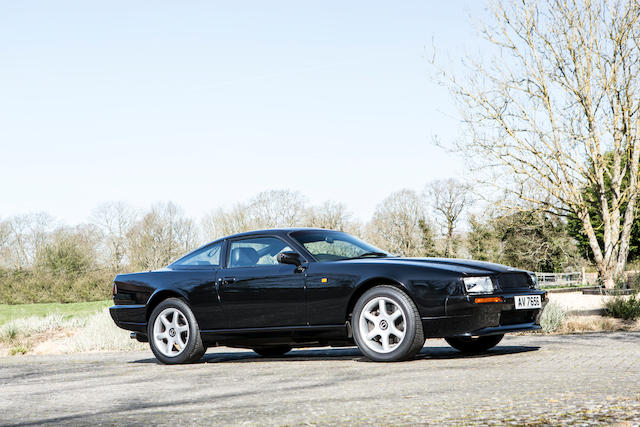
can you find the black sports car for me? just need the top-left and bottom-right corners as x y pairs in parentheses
(110, 228), (547, 363)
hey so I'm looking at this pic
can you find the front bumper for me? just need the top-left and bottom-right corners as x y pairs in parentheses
(455, 322), (541, 337)
(421, 290), (547, 338)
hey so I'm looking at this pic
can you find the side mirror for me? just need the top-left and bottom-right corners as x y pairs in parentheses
(277, 251), (302, 267)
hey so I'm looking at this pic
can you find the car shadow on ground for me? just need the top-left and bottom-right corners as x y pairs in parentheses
(131, 344), (539, 364)
(415, 345), (539, 360)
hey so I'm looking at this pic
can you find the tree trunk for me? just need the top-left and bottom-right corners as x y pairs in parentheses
(600, 267), (616, 289)
(444, 225), (454, 258)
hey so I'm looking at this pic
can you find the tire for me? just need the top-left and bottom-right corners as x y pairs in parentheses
(252, 345), (292, 357)
(148, 298), (206, 364)
(352, 285), (425, 362)
(444, 334), (504, 353)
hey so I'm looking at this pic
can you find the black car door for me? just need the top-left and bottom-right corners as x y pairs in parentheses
(167, 241), (225, 330)
(218, 236), (306, 329)
(304, 263), (358, 326)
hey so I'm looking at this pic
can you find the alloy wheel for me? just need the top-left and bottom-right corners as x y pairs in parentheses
(153, 307), (190, 357)
(358, 296), (406, 353)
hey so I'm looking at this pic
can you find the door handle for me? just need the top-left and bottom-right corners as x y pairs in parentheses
(220, 277), (236, 285)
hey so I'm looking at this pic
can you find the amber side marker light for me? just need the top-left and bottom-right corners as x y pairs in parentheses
(474, 297), (504, 304)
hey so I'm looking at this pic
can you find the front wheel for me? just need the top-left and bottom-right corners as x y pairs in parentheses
(444, 334), (504, 353)
(352, 285), (425, 362)
(148, 298), (206, 364)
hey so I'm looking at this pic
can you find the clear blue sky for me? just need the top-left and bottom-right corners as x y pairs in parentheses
(0, 1), (488, 224)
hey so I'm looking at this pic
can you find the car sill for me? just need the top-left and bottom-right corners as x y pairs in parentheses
(200, 324), (346, 334)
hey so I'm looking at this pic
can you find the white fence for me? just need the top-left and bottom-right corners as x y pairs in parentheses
(535, 270), (639, 287)
(535, 271), (584, 287)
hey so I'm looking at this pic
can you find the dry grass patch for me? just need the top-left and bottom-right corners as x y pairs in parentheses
(0, 313), (84, 356)
(555, 315), (640, 334)
(59, 308), (146, 353)
(542, 292), (640, 334)
(0, 309), (146, 355)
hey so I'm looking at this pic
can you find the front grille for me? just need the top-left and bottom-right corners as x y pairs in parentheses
(500, 310), (536, 325)
(496, 272), (533, 290)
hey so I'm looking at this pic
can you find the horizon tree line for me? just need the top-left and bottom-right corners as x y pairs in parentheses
(0, 179), (625, 277)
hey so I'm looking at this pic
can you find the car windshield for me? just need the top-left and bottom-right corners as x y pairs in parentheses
(291, 230), (389, 261)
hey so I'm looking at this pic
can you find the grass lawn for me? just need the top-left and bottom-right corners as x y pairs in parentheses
(0, 300), (111, 326)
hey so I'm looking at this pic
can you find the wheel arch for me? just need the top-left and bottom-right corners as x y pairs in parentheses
(145, 289), (189, 321)
(345, 277), (411, 322)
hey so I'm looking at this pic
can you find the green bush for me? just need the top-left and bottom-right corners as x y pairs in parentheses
(613, 274), (640, 291)
(540, 301), (567, 332)
(0, 268), (112, 304)
(605, 293), (640, 320)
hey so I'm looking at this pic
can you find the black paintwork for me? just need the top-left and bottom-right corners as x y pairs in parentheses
(109, 228), (547, 348)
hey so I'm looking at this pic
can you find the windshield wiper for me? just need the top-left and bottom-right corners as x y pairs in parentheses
(351, 251), (388, 259)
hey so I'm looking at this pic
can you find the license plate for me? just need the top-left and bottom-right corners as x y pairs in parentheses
(514, 295), (542, 309)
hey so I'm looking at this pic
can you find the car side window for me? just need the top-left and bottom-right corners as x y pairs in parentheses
(228, 237), (294, 268)
(173, 242), (222, 267)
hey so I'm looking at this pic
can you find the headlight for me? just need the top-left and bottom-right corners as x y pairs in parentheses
(463, 276), (494, 294)
(529, 273), (539, 289)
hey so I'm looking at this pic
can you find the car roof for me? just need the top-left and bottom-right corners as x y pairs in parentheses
(183, 228), (346, 258)
(223, 227), (338, 240)
(170, 228), (337, 266)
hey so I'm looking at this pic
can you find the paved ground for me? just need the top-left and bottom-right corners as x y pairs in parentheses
(1, 333), (639, 426)
(547, 292), (606, 315)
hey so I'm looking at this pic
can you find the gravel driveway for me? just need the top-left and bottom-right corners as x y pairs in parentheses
(1, 333), (639, 426)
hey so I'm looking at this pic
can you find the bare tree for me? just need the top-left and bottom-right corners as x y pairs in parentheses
(425, 179), (470, 257)
(91, 202), (137, 272)
(305, 201), (355, 231)
(366, 189), (435, 256)
(1, 212), (54, 268)
(201, 190), (308, 240)
(201, 204), (255, 241)
(248, 190), (307, 228)
(0, 220), (10, 264)
(438, 0), (640, 287)
(127, 202), (198, 270)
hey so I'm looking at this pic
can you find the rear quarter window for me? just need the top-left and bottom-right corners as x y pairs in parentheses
(173, 242), (222, 267)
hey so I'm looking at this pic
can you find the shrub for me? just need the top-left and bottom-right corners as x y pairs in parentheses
(2, 325), (17, 341)
(613, 273), (640, 291)
(37, 238), (92, 276)
(0, 268), (112, 304)
(9, 345), (29, 355)
(605, 293), (640, 320)
(540, 301), (567, 333)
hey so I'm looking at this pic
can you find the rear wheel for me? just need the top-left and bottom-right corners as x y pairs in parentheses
(148, 298), (206, 364)
(352, 285), (424, 362)
(252, 345), (292, 357)
(444, 334), (504, 353)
